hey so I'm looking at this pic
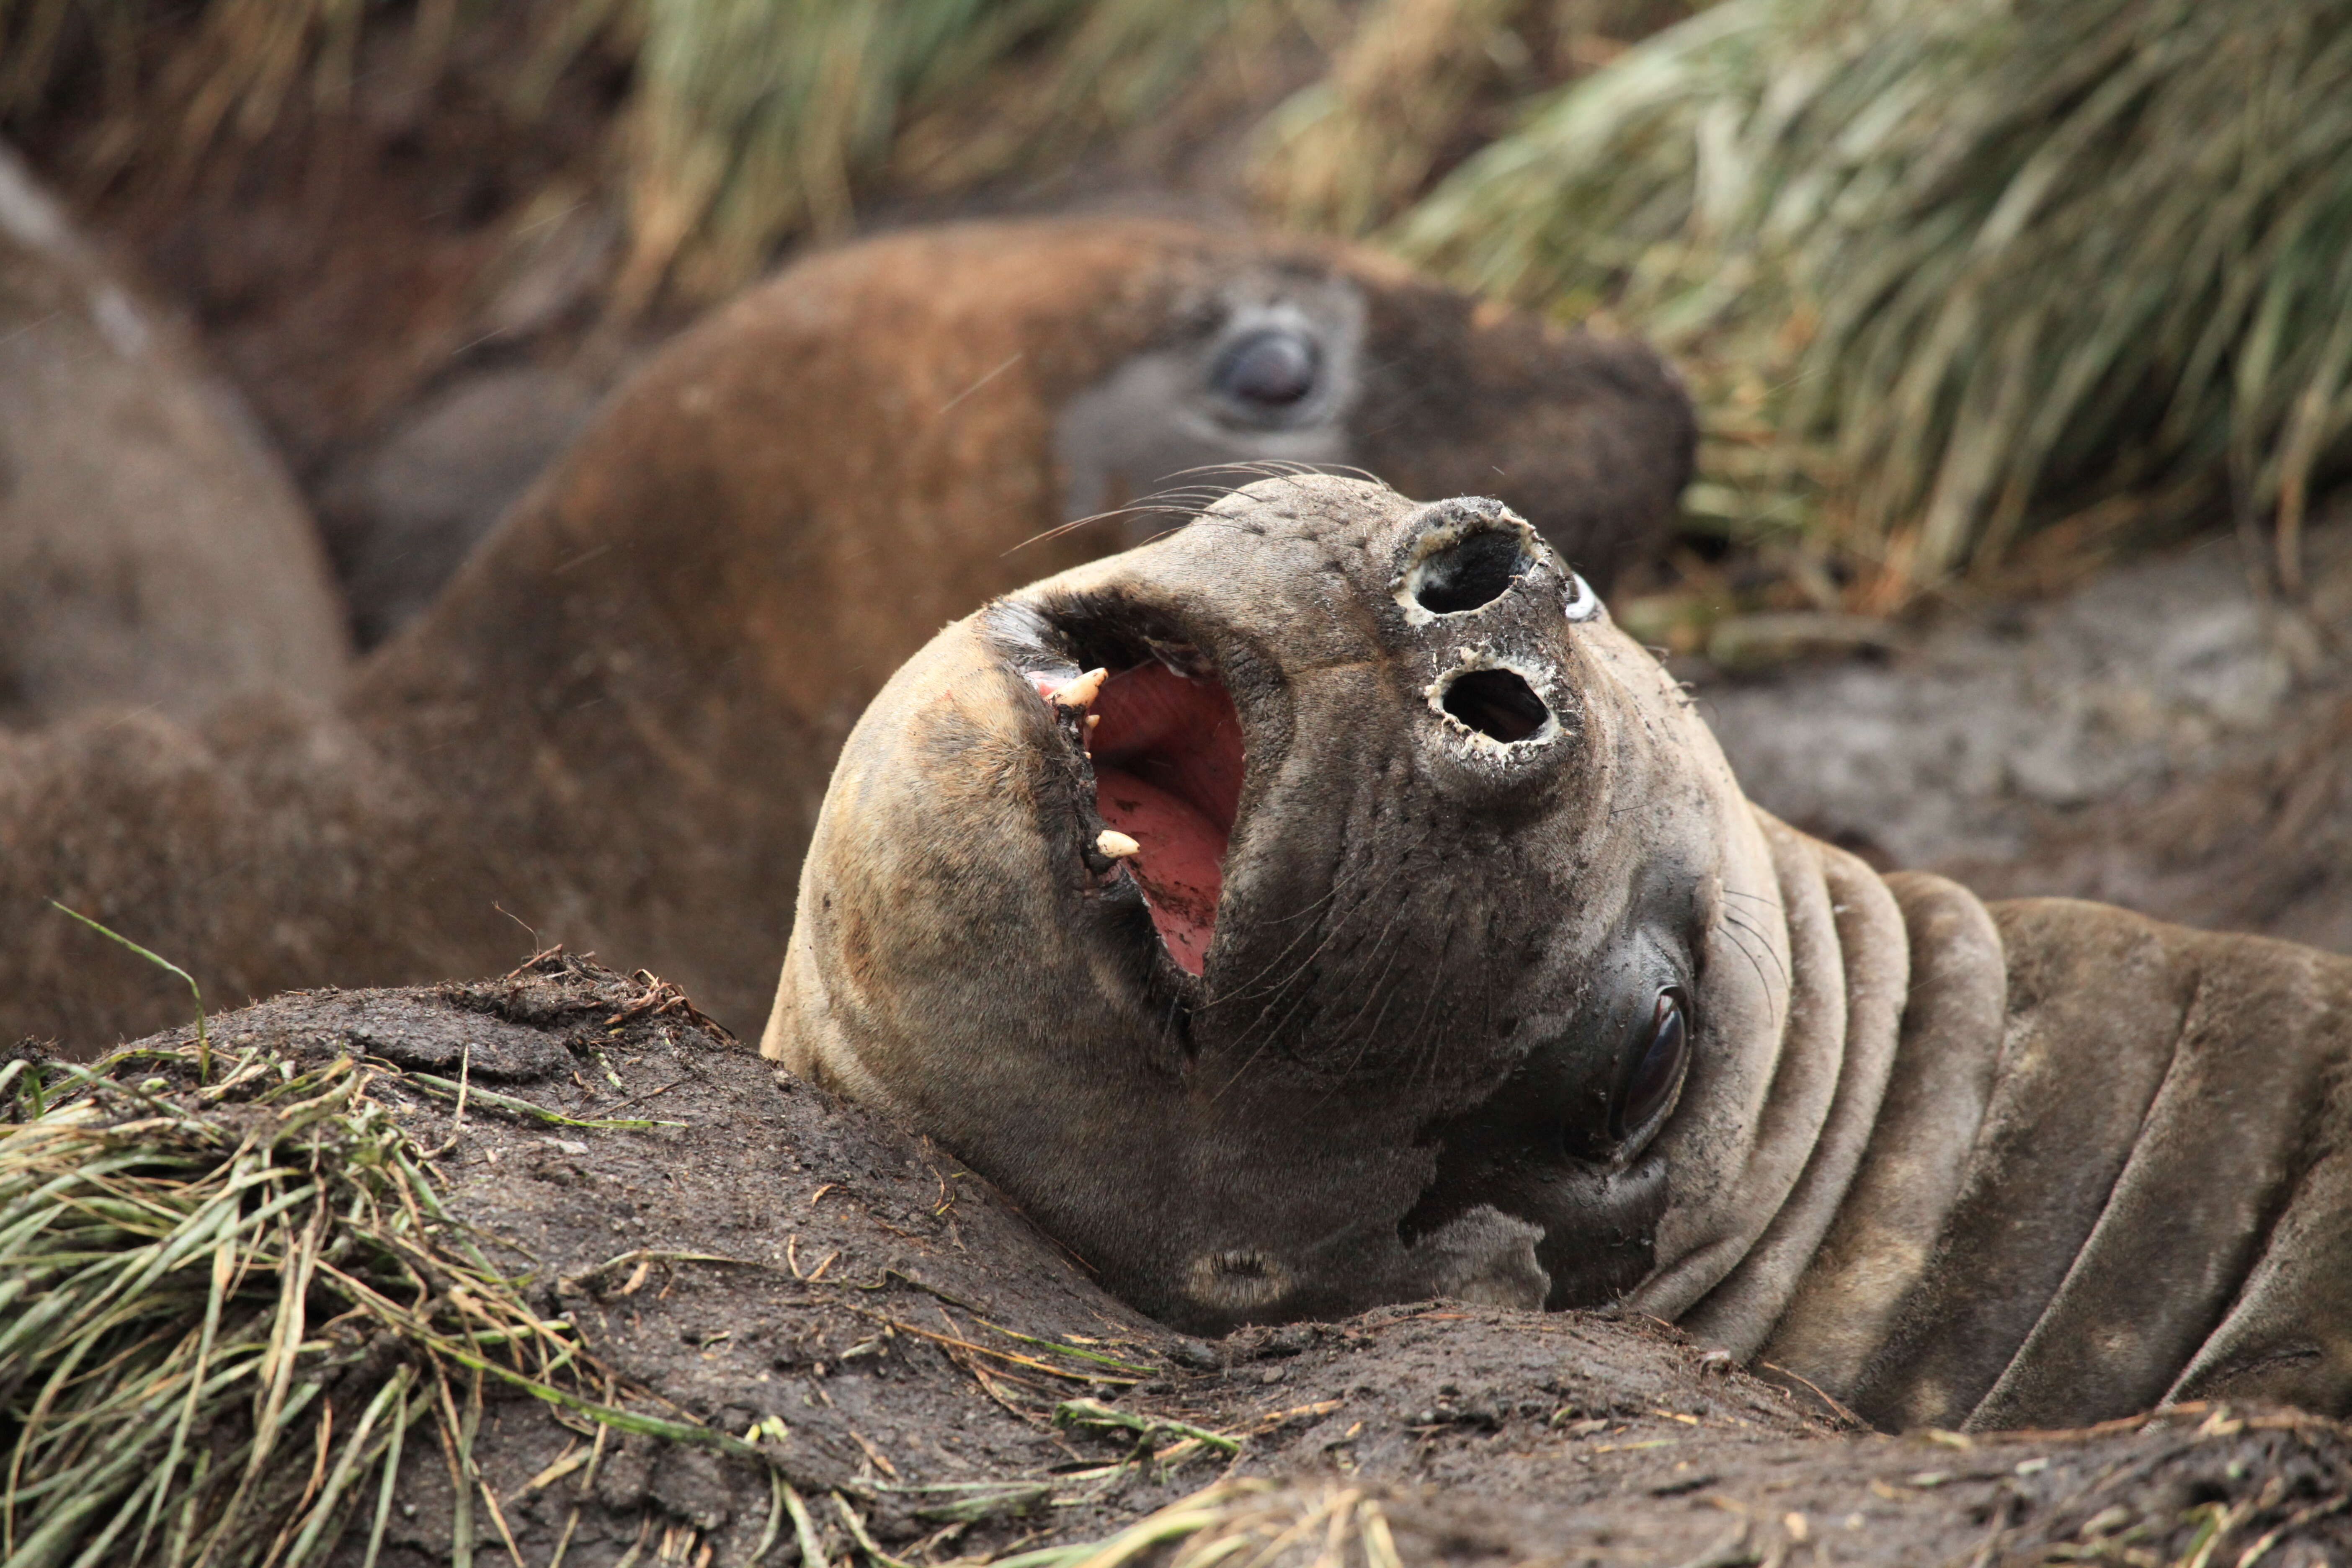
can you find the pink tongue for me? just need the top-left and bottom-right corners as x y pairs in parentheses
(1095, 766), (1223, 973)
(1086, 665), (1243, 977)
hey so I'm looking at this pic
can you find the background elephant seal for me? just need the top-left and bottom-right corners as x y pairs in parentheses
(766, 473), (2352, 1433)
(2, 217), (1692, 1050)
(342, 216), (1690, 642)
(0, 139), (348, 727)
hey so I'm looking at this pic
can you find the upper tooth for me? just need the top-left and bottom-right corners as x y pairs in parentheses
(1052, 668), (1109, 708)
(1096, 830), (1142, 859)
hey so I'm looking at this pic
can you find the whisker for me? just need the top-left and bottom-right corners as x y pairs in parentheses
(1722, 908), (1792, 990)
(1718, 920), (1780, 1026)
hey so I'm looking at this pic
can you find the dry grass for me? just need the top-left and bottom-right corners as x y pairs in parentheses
(0, 1032), (771, 1568)
(1244, 0), (1700, 239)
(1397, 0), (2352, 606)
(996, 1480), (1402, 1568)
(1245, 0), (1525, 238)
(614, 0), (1294, 312)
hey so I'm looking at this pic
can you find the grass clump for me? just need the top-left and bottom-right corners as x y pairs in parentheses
(1398, 0), (2352, 606)
(995, 1480), (1403, 1568)
(0, 1036), (750, 1568)
(1245, 0), (1528, 240)
(1246, 0), (1698, 239)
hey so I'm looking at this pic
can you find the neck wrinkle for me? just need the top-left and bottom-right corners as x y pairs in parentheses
(1677, 829), (1910, 1358)
(1630, 814), (1904, 1343)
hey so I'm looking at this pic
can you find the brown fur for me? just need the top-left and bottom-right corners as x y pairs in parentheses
(0, 140), (348, 727)
(768, 475), (2352, 1428)
(1, 217), (1694, 1049)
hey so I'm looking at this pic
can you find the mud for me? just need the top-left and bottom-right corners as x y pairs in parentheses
(1704, 505), (2352, 956)
(69, 958), (2352, 1567)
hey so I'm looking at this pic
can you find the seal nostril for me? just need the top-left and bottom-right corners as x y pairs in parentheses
(1442, 668), (1550, 743)
(1409, 529), (1531, 614)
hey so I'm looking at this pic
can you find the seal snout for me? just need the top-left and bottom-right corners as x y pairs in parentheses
(1389, 497), (1597, 773)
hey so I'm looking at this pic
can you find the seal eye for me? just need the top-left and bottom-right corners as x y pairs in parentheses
(1211, 329), (1320, 415)
(1613, 988), (1690, 1144)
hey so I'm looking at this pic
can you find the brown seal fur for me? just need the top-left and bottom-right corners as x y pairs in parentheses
(0, 140), (348, 727)
(0, 217), (1693, 1048)
(766, 473), (2352, 1430)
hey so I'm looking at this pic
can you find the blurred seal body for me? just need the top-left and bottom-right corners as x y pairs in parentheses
(0, 218), (1691, 1047)
(0, 140), (348, 726)
(767, 474), (2352, 1432)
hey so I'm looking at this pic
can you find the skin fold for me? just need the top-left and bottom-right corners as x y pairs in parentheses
(769, 475), (2352, 1431)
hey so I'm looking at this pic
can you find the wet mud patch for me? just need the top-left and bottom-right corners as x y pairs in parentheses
(17, 957), (2351, 1567)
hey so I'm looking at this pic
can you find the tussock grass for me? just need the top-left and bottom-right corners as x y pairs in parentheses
(615, 0), (1289, 311)
(0, 1037), (761, 1568)
(1245, 0), (1694, 239)
(0, 0), (1290, 309)
(1397, 0), (2352, 603)
(1246, 0), (1525, 239)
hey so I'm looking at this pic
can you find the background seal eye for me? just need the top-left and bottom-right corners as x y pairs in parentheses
(1210, 328), (1321, 419)
(1611, 987), (1690, 1145)
(1563, 570), (1602, 622)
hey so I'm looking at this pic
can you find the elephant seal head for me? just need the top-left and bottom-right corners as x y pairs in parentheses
(763, 475), (1804, 1335)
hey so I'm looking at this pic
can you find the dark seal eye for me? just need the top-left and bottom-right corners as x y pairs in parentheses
(1613, 988), (1690, 1143)
(1211, 329), (1320, 413)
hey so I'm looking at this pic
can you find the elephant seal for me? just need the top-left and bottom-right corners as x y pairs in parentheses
(765, 474), (2352, 1432)
(0, 139), (348, 726)
(2, 218), (1692, 1049)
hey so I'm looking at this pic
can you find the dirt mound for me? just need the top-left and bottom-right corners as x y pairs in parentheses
(13, 957), (2350, 1567)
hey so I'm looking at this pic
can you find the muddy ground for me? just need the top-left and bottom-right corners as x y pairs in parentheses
(1703, 509), (2352, 955)
(57, 957), (2352, 1567)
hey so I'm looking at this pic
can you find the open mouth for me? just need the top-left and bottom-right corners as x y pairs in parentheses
(1086, 662), (1243, 975)
(1001, 591), (1248, 977)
